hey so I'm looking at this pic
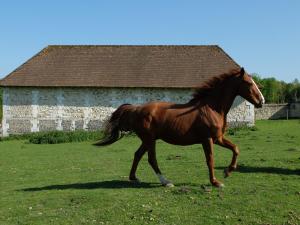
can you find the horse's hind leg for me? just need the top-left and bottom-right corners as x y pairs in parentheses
(147, 141), (174, 187)
(216, 136), (240, 178)
(129, 144), (147, 182)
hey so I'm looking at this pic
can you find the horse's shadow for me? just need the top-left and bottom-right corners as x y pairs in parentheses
(217, 165), (300, 176)
(20, 165), (299, 192)
(20, 180), (161, 192)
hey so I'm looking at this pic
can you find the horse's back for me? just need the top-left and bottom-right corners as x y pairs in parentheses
(136, 101), (174, 118)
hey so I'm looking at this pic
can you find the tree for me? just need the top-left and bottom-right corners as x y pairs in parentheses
(250, 73), (299, 103)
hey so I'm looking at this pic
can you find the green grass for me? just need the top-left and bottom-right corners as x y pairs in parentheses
(0, 120), (299, 225)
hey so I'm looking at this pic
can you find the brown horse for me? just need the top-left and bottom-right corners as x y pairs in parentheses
(95, 68), (265, 187)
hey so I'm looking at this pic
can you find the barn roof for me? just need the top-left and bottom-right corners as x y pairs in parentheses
(0, 45), (240, 88)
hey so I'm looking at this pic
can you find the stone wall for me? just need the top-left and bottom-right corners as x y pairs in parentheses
(1, 87), (254, 136)
(255, 103), (300, 120)
(289, 102), (300, 118)
(255, 104), (289, 120)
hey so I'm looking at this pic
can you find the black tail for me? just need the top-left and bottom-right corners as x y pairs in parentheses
(93, 104), (133, 146)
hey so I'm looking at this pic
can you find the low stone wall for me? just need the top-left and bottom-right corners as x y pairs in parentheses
(289, 102), (300, 118)
(255, 104), (289, 120)
(1, 87), (254, 136)
(255, 103), (300, 120)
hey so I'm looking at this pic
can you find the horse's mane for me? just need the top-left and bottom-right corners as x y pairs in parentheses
(192, 69), (241, 100)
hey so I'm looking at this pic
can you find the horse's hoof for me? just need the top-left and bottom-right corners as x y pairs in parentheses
(224, 166), (237, 178)
(224, 168), (230, 178)
(219, 183), (225, 188)
(165, 183), (175, 188)
(129, 178), (141, 184)
(213, 183), (225, 188)
(212, 180), (224, 188)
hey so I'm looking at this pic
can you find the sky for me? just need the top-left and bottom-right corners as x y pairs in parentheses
(0, 0), (299, 82)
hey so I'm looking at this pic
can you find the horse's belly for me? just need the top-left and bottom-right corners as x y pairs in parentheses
(158, 133), (202, 146)
(156, 123), (216, 145)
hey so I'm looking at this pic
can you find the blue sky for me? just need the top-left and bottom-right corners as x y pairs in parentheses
(0, 0), (299, 82)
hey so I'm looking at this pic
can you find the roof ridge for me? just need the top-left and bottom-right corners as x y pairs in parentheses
(46, 44), (220, 48)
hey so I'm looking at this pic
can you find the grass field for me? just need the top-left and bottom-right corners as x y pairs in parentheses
(0, 120), (299, 225)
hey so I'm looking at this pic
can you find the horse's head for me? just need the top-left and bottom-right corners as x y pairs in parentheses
(237, 68), (265, 108)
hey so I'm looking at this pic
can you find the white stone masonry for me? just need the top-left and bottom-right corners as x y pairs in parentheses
(1, 87), (254, 136)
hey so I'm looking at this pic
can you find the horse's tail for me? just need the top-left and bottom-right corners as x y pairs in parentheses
(93, 104), (136, 146)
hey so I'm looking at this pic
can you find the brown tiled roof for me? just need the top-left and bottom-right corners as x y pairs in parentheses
(0, 45), (240, 88)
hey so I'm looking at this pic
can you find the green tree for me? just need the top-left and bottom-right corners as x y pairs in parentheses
(290, 79), (300, 102)
(250, 73), (299, 103)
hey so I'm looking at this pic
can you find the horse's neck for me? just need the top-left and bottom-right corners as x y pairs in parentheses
(207, 86), (237, 116)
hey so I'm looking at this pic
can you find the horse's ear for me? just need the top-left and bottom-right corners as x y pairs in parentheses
(240, 67), (245, 77)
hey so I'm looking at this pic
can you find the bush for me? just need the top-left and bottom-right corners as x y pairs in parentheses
(28, 130), (102, 144)
(0, 130), (102, 144)
(0, 133), (36, 142)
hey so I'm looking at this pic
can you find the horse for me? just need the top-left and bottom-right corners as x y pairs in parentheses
(94, 67), (265, 188)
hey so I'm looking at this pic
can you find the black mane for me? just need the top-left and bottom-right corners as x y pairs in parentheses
(192, 69), (241, 100)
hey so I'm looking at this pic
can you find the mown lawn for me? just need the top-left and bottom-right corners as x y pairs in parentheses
(0, 120), (299, 225)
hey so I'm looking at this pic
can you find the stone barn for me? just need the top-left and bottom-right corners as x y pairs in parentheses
(0, 45), (254, 137)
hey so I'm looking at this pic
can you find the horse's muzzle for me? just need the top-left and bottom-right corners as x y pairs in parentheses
(255, 102), (263, 108)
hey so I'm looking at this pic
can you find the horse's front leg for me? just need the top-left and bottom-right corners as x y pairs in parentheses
(216, 136), (240, 178)
(202, 138), (224, 188)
